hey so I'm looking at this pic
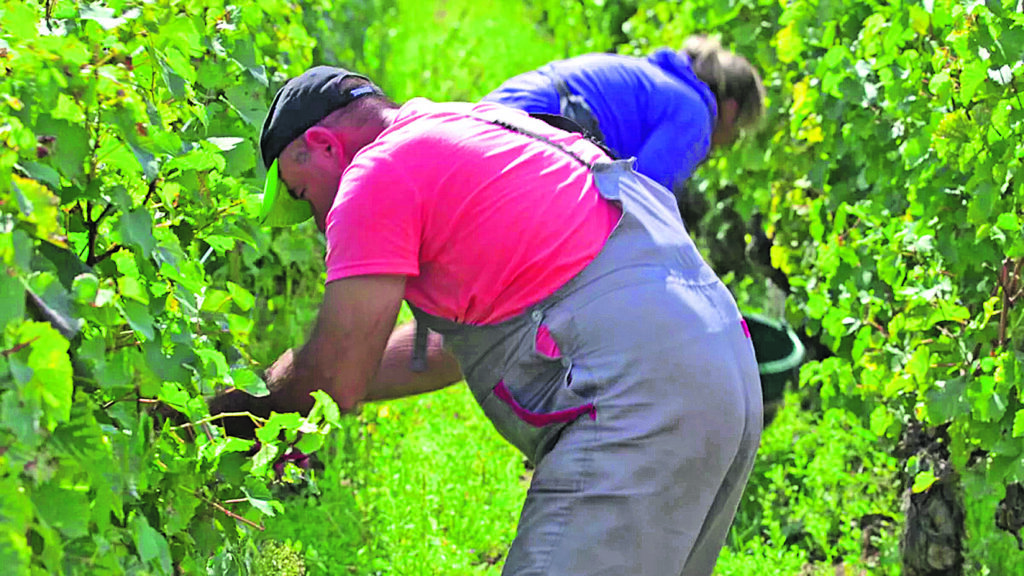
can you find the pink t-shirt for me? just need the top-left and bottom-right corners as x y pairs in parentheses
(324, 99), (622, 325)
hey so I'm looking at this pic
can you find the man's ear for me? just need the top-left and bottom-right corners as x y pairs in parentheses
(304, 127), (345, 161)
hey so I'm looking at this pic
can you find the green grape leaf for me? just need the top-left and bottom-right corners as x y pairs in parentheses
(2, 2), (37, 38)
(307, 390), (342, 427)
(0, 390), (41, 449)
(33, 117), (89, 181)
(906, 345), (931, 384)
(131, 513), (173, 575)
(996, 212), (1019, 231)
(249, 441), (280, 476)
(17, 161), (61, 191)
(199, 288), (233, 313)
(155, 52), (187, 99)
(158, 382), (191, 413)
(223, 84), (269, 128)
(967, 181), (995, 224)
(121, 299), (155, 340)
(94, 348), (135, 391)
(926, 301), (969, 328)
(969, 375), (1006, 422)
(1013, 409), (1024, 438)
(926, 0), (953, 28)
(225, 281), (255, 311)
(163, 489), (200, 536)
(912, 469), (938, 493)
(241, 486), (280, 517)
(118, 209), (156, 259)
(127, 142), (160, 182)
(5, 321), (73, 430)
(294, 431), (324, 453)
(959, 59), (988, 104)
(256, 411), (302, 444)
(909, 5), (931, 34)
(10, 175), (61, 243)
(775, 21), (804, 63)
(194, 348), (229, 380)
(0, 476), (32, 573)
(229, 368), (269, 397)
(925, 378), (969, 423)
(32, 482), (90, 539)
(0, 273), (26, 333)
(159, 260), (205, 294)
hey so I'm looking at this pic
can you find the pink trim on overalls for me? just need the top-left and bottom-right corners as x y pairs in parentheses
(535, 324), (562, 358)
(494, 381), (596, 427)
(740, 318), (751, 338)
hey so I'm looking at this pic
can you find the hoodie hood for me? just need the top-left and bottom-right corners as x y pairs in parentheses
(647, 48), (718, 128)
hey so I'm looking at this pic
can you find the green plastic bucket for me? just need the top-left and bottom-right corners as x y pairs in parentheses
(742, 313), (805, 403)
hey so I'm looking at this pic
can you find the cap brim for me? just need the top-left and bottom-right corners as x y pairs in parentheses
(259, 160), (315, 227)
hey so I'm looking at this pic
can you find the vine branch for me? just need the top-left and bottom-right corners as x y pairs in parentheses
(996, 258), (1022, 348)
(198, 494), (264, 531)
(1, 337), (39, 357)
(173, 411), (267, 430)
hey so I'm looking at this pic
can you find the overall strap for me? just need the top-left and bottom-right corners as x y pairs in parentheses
(409, 308), (430, 373)
(536, 65), (607, 145)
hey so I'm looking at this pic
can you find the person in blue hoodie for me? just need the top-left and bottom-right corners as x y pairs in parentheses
(483, 35), (765, 194)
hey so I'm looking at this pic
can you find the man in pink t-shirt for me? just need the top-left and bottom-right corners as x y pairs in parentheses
(322, 98), (621, 325)
(210, 66), (762, 576)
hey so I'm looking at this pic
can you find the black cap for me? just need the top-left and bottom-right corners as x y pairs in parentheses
(259, 66), (383, 168)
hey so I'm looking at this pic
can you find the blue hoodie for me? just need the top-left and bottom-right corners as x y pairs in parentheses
(483, 49), (718, 191)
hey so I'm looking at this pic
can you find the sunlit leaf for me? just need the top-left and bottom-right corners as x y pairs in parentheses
(4, 321), (73, 429)
(911, 470), (938, 493)
(230, 368), (269, 397)
(10, 175), (61, 243)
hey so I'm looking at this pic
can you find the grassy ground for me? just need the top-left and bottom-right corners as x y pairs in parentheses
(261, 385), (527, 575)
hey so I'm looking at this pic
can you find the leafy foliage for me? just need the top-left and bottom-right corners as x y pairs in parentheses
(5, 0), (1024, 573)
(614, 0), (1024, 570)
(0, 0), (348, 573)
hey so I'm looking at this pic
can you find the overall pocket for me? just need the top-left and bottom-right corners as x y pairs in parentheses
(476, 316), (595, 464)
(479, 378), (595, 465)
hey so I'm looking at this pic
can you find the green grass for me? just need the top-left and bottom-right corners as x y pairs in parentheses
(367, 0), (565, 102)
(961, 468), (1024, 575)
(261, 386), (527, 575)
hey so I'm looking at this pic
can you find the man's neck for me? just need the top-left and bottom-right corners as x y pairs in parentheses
(341, 108), (399, 162)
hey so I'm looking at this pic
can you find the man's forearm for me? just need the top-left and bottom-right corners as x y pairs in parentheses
(364, 323), (463, 402)
(264, 323), (462, 415)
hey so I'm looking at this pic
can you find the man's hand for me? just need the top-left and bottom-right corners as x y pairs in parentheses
(207, 386), (277, 439)
(206, 348), (300, 439)
(264, 348), (296, 387)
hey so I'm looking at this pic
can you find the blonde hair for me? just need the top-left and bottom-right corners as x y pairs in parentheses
(682, 35), (766, 131)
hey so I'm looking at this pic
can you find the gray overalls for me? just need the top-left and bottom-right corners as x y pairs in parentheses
(411, 155), (763, 575)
